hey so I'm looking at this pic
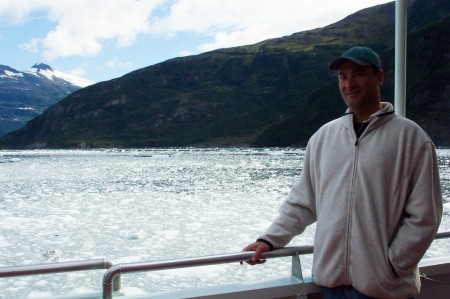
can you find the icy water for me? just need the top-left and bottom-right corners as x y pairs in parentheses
(0, 148), (449, 298)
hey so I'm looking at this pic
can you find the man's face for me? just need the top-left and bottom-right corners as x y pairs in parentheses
(337, 60), (384, 112)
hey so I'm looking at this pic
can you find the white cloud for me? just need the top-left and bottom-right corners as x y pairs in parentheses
(2, 0), (391, 61)
(151, 0), (391, 52)
(198, 24), (276, 52)
(42, 0), (162, 59)
(105, 57), (133, 69)
(68, 64), (88, 78)
(0, 0), (38, 25)
(20, 37), (40, 53)
(178, 50), (195, 57)
(1, 0), (162, 59)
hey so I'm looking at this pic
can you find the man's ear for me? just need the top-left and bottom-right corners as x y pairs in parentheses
(377, 69), (385, 86)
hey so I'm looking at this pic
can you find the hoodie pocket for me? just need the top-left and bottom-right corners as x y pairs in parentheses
(388, 259), (399, 278)
(378, 254), (398, 283)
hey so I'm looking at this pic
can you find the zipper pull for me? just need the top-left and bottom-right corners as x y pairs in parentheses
(355, 139), (359, 146)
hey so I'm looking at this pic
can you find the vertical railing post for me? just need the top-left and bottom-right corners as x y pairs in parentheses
(112, 274), (121, 292)
(395, 0), (407, 117)
(103, 265), (122, 299)
(291, 252), (303, 281)
(104, 260), (122, 294)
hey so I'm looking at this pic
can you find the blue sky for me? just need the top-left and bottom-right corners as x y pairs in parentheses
(0, 0), (391, 84)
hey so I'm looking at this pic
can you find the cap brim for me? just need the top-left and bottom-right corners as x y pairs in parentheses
(328, 57), (372, 70)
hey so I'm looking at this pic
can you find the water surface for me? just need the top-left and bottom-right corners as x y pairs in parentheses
(1, 148), (449, 298)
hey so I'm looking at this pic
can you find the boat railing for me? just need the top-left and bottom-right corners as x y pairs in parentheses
(0, 258), (122, 293)
(102, 245), (314, 299)
(0, 232), (449, 299)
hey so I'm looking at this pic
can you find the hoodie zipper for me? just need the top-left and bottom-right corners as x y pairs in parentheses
(345, 130), (360, 284)
(345, 117), (368, 283)
(343, 107), (395, 283)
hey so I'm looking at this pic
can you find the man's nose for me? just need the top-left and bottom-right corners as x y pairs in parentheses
(344, 77), (355, 88)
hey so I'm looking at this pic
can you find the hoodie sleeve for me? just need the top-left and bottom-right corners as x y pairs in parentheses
(258, 142), (318, 248)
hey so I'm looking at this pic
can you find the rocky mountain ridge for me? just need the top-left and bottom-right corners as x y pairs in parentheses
(0, 63), (92, 136)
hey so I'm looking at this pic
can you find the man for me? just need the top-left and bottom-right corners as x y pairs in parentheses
(243, 47), (442, 299)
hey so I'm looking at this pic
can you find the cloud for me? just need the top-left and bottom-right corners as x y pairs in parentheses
(0, 0), (39, 25)
(43, 0), (162, 59)
(198, 24), (276, 52)
(1, 0), (162, 59)
(104, 57), (133, 69)
(2, 0), (390, 61)
(20, 37), (40, 53)
(151, 0), (390, 52)
(178, 50), (195, 57)
(68, 64), (88, 77)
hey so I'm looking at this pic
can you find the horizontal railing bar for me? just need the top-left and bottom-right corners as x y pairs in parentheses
(106, 245), (312, 274)
(102, 246), (314, 299)
(102, 231), (450, 299)
(0, 258), (114, 278)
(435, 231), (450, 239)
(0, 258), (122, 292)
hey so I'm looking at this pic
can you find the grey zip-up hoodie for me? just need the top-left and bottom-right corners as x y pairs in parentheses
(259, 102), (442, 298)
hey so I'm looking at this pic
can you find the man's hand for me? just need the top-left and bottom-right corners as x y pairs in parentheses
(241, 241), (271, 265)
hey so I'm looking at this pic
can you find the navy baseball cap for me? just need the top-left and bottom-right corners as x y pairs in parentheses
(328, 46), (382, 71)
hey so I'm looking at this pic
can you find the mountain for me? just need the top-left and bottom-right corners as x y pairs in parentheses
(0, 0), (448, 149)
(254, 1), (450, 147)
(26, 63), (93, 88)
(0, 63), (93, 136)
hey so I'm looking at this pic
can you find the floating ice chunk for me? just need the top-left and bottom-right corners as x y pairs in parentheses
(14, 280), (29, 287)
(28, 291), (53, 298)
(128, 230), (147, 240)
(42, 249), (62, 262)
(0, 157), (22, 163)
(66, 286), (97, 295)
(34, 280), (48, 287)
(155, 230), (179, 239)
(0, 235), (9, 248)
(116, 256), (143, 263)
(120, 198), (136, 205)
(443, 202), (450, 211)
(186, 222), (203, 230)
(123, 287), (146, 295)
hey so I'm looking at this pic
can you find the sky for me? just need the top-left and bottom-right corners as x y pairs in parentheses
(0, 0), (392, 84)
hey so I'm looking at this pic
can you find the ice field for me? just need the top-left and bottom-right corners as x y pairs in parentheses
(1, 148), (449, 298)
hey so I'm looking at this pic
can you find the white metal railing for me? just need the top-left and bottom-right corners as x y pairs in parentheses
(0, 258), (122, 293)
(101, 232), (450, 299)
(102, 245), (313, 299)
(435, 231), (450, 240)
(0, 232), (449, 298)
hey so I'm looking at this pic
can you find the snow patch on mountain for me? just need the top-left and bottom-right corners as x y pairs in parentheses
(8, 71), (23, 77)
(2, 70), (24, 79)
(23, 63), (94, 88)
(0, 66), (24, 80)
(53, 70), (93, 88)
